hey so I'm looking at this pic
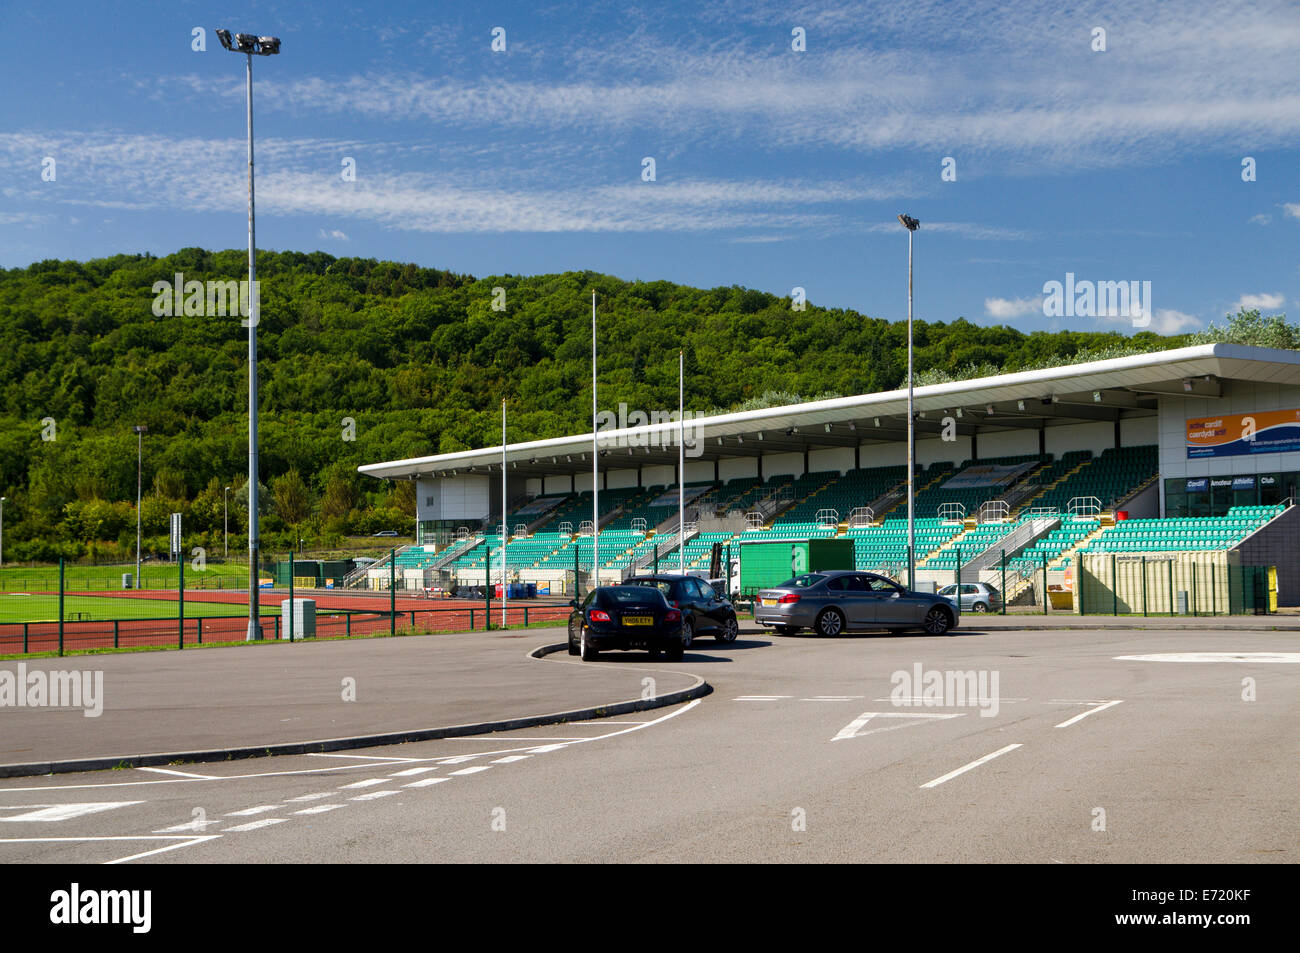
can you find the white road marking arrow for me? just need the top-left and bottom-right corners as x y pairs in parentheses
(831, 711), (964, 741)
(1054, 699), (1123, 728)
(0, 801), (144, 822)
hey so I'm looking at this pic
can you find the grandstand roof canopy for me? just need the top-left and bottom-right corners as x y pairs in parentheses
(358, 344), (1300, 481)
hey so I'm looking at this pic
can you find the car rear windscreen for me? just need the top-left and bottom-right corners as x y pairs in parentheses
(605, 587), (666, 604)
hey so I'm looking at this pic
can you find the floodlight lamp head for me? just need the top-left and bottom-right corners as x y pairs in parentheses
(256, 36), (281, 55)
(234, 33), (258, 53)
(898, 213), (920, 231)
(216, 29), (234, 51)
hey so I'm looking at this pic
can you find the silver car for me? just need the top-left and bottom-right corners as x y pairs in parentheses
(754, 570), (960, 637)
(937, 582), (1001, 613)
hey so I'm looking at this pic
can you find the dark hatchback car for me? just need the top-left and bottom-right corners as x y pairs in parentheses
(567, 585), (687, 661)
(623, 574), (740, 646)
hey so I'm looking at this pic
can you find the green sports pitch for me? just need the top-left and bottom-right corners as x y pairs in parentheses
(0, 592), (271, 624)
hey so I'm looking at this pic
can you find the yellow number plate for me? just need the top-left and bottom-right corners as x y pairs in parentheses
(760, 598), (777, 607)
(622, 616), (652, 626)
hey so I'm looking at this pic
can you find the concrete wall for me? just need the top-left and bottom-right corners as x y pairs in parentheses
(978, 429), (1039, 459)
(1122, 415), (1158, 447)
(719, 456), (758, 481)
(641, 464), (676, 487)
(605, 468), (638, 489)
(416, 475), (489, 521)
(1046, 420), (1113, 458)
(917, 435), (969, 466)
(543, 474), (571, 495)
(808, 446), (855, 474)
(685, 459), (715, 482)
(1231, 503), (1300, 606)
(860, 440), (905, 466)
(1117, 478), (1160, 518)
(763, 452), (804, 478)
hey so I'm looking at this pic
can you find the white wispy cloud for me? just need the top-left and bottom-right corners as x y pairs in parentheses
(1232, 292), (1285, 311)
(1283, 203), (1300, 220)
(317, 228), (349, 241)
(1147, 309), (1203, 335)
(0, 132), (909, 235)
(149, 1), (1300, 170)
(1248, 213), (1272, 225)
(984, 296), (1042, 319)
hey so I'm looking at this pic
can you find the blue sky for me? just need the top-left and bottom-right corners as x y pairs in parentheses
(1, 0), (1297, 335)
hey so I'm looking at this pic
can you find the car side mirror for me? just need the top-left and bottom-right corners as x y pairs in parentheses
(568, 599), (578, 608)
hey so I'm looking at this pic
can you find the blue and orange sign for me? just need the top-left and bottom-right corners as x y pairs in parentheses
(1186, 409), (1300, 459)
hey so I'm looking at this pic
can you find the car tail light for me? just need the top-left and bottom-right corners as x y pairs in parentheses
(777, 593), (801, 604)
(664, 610), (681, 623)
(589, 609), (611, 622)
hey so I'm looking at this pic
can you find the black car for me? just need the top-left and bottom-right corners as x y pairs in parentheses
(567, 586), (687, 661)
(622, 574), (740, 646)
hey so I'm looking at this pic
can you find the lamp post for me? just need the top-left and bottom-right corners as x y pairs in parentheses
(224, 486), (231, 558)
(134, 425), (147, 589)
(591, 291), (599, 589)
(216, 28), (280, 640)
(898, 214), (920, 589)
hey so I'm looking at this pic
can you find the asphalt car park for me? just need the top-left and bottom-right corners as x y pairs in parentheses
(2, 621), (1296, 864)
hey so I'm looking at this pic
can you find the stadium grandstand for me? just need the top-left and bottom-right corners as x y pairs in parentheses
(358, 344), (1300, 608)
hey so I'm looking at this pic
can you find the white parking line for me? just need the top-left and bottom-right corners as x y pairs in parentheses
(223, 818), (287, 832)
(350, 791), (399, 801)
(526, 744), (568, 753)
(306, 753), (419, 762)
(831, 711), (963, 741)
(733, 696), (791, 701)
(106, 835), (221, 864)
(293, 804), (345, 815)
(339, 778), (388, 789)
(137, 767), (217, 779)
(492, 756), (530, 763)
(450, 766), (491, 776)
(389, 767), (438, 777)
(285, 793), (333, 802)
(920, 744), (1023, 789)
(403, 778), (448, 788)
(224, 805), (279, 817)
(1055, 700), (1123, 728)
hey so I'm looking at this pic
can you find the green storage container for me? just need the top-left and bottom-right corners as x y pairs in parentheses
(739, 538), (855, 595)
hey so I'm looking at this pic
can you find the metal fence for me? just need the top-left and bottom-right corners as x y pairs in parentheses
(0, 550), (573, 658)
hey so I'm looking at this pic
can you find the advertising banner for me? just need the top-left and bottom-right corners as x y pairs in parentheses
(1186, 409), (1300, 458)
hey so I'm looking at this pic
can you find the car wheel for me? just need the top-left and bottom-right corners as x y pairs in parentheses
(775, 625), (798, 636)
(923, 606), (954, 635)
(680, 619), (694, 649)
(716, 616), (739, 643)
(815, 608), (846, 637)
(972, 602), (989, 613)
(580, 628), (599, 661)
(567, 635), (579, 656)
